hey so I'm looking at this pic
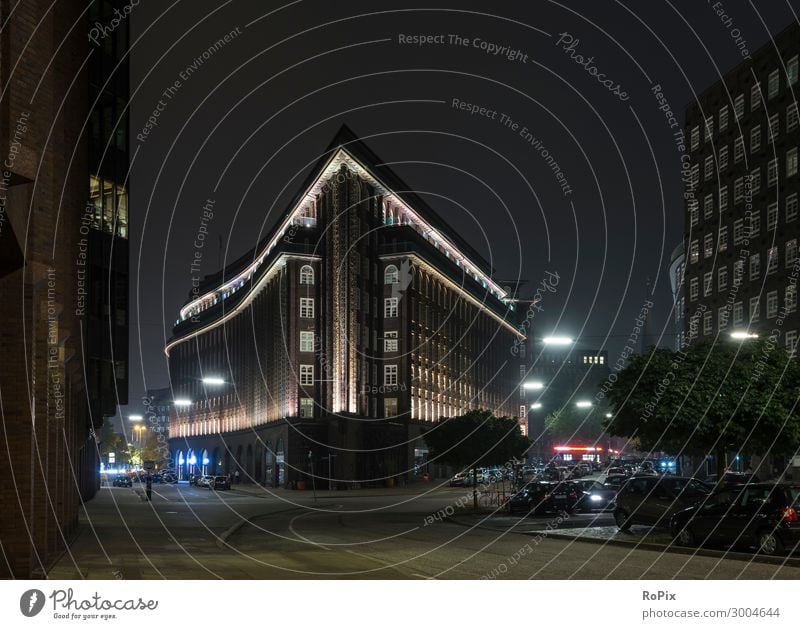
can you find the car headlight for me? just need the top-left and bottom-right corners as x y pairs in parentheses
(590, 494), (603, 501)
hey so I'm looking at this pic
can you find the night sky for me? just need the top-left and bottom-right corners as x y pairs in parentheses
(122, 0), (800, 421)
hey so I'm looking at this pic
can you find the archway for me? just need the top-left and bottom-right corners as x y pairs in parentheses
(176, 450), (184, 480)
(201, 449), (210, 475)
(212, 447), (222, 476)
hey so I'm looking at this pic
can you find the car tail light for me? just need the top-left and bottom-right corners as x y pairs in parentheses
(782, 507), (798, 522)
(545, 494), (551, 500)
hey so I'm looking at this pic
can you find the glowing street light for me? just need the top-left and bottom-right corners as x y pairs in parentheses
(129, 414), (143, 421)
(605, 412), (613, 418)
(174, 399), (193, 407)
(202, 377), (226, 386)
(523, 381), (544, 390)
(543, 336), (573, 345)
(576, 401), (593, 408)
(530, 403), (543, 410)
(730, 331), (758, 340)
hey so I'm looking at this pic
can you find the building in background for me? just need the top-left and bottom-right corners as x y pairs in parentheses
(146, 387), (172, 439)
(166, 126), (526, 487)
(669, 242), (685, 350)
(682, 23), (799, 351)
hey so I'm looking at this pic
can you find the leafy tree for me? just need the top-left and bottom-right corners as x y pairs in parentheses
(604, 340), (800, 477)
(424, 409), (529, 508)
(545, 404), (607, 443)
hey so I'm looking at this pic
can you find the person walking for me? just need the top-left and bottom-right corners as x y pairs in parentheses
(234, 469), (240, 484)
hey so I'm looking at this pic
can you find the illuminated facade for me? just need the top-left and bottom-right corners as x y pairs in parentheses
(166, 127), (526, 486)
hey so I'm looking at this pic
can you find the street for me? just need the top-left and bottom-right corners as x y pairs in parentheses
(49, 483), (800, 579)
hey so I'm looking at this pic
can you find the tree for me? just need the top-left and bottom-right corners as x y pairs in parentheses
(603, 340), (800, 477)
(424, 409), (529, 508)
(545, 404), (607, 443)
(99, 423), (125, 466)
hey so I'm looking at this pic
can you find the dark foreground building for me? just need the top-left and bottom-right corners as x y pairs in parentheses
(167, 127), (526, 486)
(682, 22), (799, 351)
(0, 1), (130, 577)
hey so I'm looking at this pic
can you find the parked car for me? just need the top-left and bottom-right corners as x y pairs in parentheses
(671, 483), (800, 556)
(112, 475), (132, 488)
(211, 476), (231, 490)
(706, 472), (761, 487)
(614, 476), (711, 530)
(573, 479), (617, 512)
(600, 474), (630, 489)
(449, 472), (468, 487)
(196, 475), (214, 488)
(507, 481), (581, 515)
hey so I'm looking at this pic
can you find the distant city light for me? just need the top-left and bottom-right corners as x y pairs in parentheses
(530, 403), (543, 410)
(543, 336), (573, 345)
(523, 381), (544, 390)
(202, 377), (226, 386)
(605, 412), (613, 418)
(576, 401), (593, 408)
(129, 415), (143, 421)
(730, 331), (758, 339)
(174, 399), (193, 407)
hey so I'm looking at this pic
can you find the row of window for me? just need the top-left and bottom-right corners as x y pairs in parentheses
(688, 146), (799, 196)
(690, 58), (799, 150)
(690, 303), (799, 353)
(298, 329), (399, 353)
(297, 363), (400, 386)
(299, 263), (403, 286)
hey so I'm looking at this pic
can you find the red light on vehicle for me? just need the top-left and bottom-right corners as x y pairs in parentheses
(782, 507), (798, 522)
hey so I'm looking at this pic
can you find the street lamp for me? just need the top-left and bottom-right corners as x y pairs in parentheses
(202, 377), (226, 386)
(129, 414), (143, 421)
(605, 412), (613, 418)
(730, 331), (758, 340)
(174, 398), (193, 407)
(576, 401), (593, 408)
(523, 381), (544, 390)
(543, 336), (573, 345)
(530, 402), (543, 410)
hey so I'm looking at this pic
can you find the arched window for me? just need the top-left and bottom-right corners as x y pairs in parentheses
(300, 265), (314, 285)
(384, 264), (399, 284)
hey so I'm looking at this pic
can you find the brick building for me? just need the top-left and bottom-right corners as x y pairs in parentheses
(166, 127), (527, 487)
(681, 23), (800, 350)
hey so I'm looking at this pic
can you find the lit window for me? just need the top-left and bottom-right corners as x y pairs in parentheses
(300, 297), (314, 318)
(704, 233), (713, 259)
(384, 331), (398, 352)
(384, 264), (399, 284)
(299, 397), (314, 418)
(300, 364), (314, 386)
(689, 240), (699, 264)
(384, 365), (398, 386)
(384, 297), (398, 317)
(768, 69), (780, 98)
(300, 265), (315, 285)
(300, 330), (314, 352)
(384, 397), (398, 418)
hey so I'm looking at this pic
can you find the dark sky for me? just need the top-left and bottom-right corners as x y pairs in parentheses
(122, 0), (800, 419)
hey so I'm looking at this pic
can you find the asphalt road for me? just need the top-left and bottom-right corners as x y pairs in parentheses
(48, 483), (800, 579)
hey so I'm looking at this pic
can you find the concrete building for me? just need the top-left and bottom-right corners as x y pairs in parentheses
(682, 23), (799, 351)
(166, 126), (527, 487)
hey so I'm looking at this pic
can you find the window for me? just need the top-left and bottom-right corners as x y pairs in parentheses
(749, 253), (760, 280)
(718, 226), (728, 252)
(768, 246), (778, 274)
(768, 158), (779, 186)
(384, 297), (398, 317)
(689, 239), (699, 263)
(750, 125), (761, 152)
(787, 148), (798, 178)
(384, 264), (399, 284)
(733, 219), (745, 244)
(734, 136), (744, 163)
(718, 146), (728, 171)
(704, 233), (713, 258)
(300, 330), (314, 352)
(690, 200), (699, 226)
(689, 277), (698, 300)
(787, 239), (798, 268)
(768, 202), (779, 229)
(705, 116), (714, 141)
(384, 365), (398, 386)
(733, 301), (743, 324)
(767, 291), (778, 318)
(299, 397), (314, 418)
(749, 211), (760, 237)
(704, 155), (714, 180)
(768, 69), (780, 98)
(734, 177), (744, 203)
(300, 265), (314, 285)
(788, 193), (799, 223)
(789, 103), (799, 132)
(384, 398), (398, 418)
(787, 285), (798, 313)
(300, 297), (314, 318)
(690, 126), (700, 150)
(787, 330), (798, 358)
(690, 163), (700, 189)
(384, 330), (398, 352)
(704, 193), (714, 218)
(300, 364), (314, 386)
(718, 266), (728, 291)
(703, 271), (713, 296)
(734, 94), (745, 120)
(750, 168), (761, 194)
(750, 83), (762, 110)
(719, 105), (728, 131)
(718, 306), (728, 329)
(734, 260), (744, 286)
(703, 311), (712, 335)
(769, 113), (779, 141)
(719, 185), (728, 211)
(789, 55), (799, 86)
